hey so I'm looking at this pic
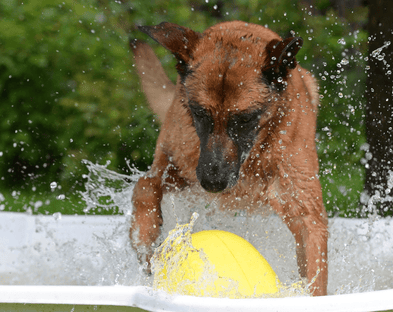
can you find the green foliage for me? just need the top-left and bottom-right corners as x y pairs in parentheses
(0, 190), (90, 215)
(0, 0), (368, 216)
(0, 0), (159, 196)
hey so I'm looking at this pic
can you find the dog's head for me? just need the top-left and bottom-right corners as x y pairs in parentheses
(138, 21), (303, 193)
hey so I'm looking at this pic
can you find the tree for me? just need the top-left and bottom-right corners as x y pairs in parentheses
(364, 0), (393, 216)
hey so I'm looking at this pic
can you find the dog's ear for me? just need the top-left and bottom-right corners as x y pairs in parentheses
(138, 22), (202, 80)
(262, 37), (303, 90)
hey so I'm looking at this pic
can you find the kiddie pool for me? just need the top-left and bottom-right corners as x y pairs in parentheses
(1, 212), (393, 312)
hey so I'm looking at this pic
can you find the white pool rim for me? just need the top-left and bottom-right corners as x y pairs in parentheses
(0, 285), (392, 312)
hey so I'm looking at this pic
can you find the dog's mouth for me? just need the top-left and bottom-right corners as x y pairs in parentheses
(196, 163), (239, 193)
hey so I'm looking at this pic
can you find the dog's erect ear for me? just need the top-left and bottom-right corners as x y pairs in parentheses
(262, 37), (303, 90)
(138, 22), (202, 79)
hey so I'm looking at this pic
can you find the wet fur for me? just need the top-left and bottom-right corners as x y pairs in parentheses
(130, 21), (328, 296)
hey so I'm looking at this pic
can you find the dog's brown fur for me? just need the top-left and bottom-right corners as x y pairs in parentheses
(130, 21), (328, 296)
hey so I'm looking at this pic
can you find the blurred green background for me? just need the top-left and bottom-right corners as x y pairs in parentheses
(0, 0), (369, 217)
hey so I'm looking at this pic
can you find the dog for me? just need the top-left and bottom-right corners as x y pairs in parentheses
(130, 21), (328, 296)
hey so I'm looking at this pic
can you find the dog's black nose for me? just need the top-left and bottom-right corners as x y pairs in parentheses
(196, 144), (239, 193)
(197, 160), (229, 192)
(199, 176), (228, 193)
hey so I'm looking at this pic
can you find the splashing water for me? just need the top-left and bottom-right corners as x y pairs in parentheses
(371, 41), (391, 60)
(1, 161), (393, 296)
(1, 160), (147, 287)
(151, 212), (231, 297)
(80, 159), (137, 215)
(363, 170), (393, 215)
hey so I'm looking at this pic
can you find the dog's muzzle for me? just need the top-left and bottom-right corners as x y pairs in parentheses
(196, 147), (240, 193)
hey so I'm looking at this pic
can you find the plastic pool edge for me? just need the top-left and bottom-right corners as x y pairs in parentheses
(0, 285), (393, 312)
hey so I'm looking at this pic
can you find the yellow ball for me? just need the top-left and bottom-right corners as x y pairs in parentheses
(153, 230), (280, 298)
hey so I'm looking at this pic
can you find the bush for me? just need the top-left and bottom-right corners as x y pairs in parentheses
(0, 0), (159, 195)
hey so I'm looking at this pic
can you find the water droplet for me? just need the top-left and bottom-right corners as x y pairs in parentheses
(53, 212), (62, 220)
(340, 58), (349, 65)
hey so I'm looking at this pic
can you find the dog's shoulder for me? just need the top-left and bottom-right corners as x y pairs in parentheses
(289, 66), (320, 110)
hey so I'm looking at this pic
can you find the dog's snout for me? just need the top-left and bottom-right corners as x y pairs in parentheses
(196, 151), (240, 193)
(198, 162), (229, 192)
(196, 135), (241, 193)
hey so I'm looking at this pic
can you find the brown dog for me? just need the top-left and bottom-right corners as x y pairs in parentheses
(130, 21), (328, 296)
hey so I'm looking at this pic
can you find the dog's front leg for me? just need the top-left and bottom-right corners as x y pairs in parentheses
(287, 216), (328, 296)
(130, 175), (163, 269)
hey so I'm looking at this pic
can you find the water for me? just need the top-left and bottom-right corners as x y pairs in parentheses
(1, 161), (393, 296)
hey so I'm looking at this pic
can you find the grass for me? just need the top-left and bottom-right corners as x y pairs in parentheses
(0, 304), (147, 312)
(0, 304), (390, 312)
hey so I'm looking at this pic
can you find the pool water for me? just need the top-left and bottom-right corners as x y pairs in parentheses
(1, 161), (393, 297)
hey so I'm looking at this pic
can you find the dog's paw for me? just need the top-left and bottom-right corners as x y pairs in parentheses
(136, 249), (153, 275)
(130, 226), (154, 273)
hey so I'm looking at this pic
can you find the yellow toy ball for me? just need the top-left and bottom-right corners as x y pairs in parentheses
(152, 229), (280, 298)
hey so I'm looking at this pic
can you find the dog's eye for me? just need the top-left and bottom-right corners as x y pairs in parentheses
(189, 104), (209, 120)
(239, 115), (253, 124)
(237, 113), (260, 126)
(189, 104), (214, 135)
(227, 111), (262, 140)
